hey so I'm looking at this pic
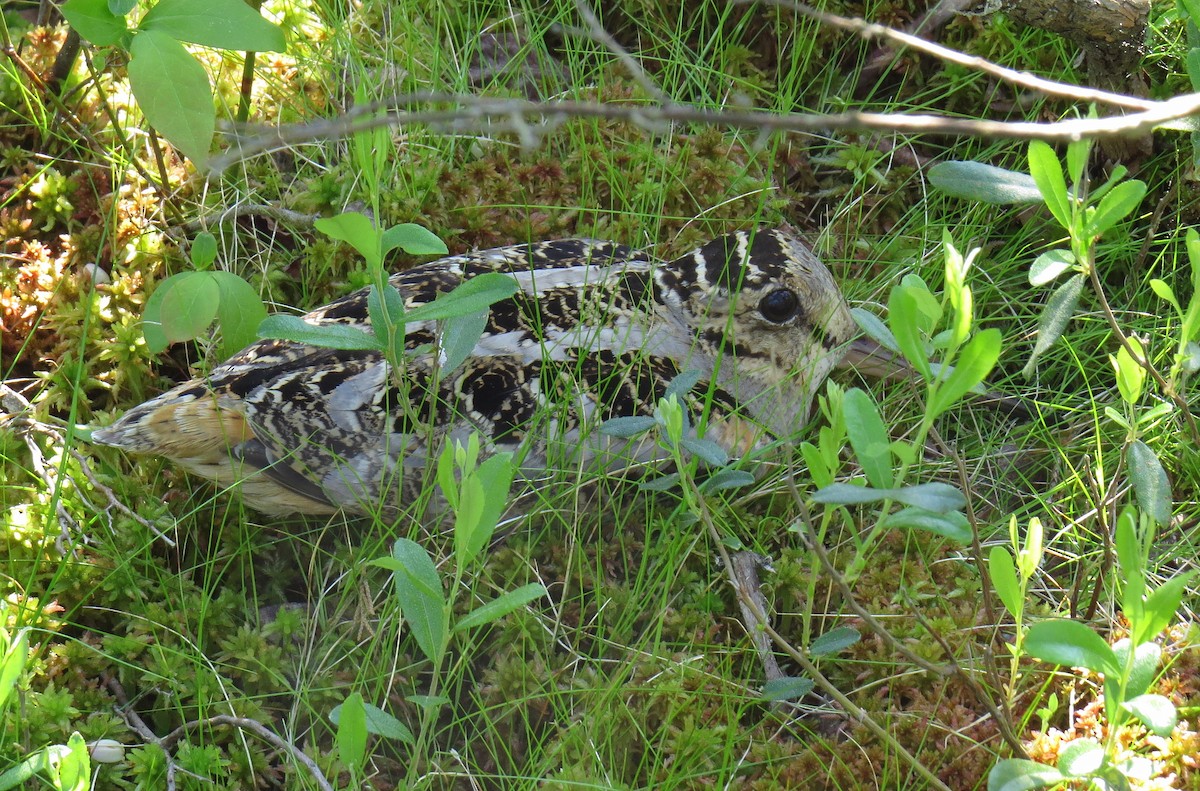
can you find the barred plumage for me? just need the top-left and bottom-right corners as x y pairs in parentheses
(92, 228), (855, 515)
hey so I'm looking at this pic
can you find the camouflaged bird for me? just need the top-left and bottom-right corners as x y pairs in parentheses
(92, 228), (855, 516)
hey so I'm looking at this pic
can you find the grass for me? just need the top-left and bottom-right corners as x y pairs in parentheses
(2, 0), (1200, 788)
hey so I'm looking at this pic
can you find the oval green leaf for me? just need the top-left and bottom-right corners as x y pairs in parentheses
(1029, 249), (1074, 287)
(389, 539), (446, 665)
(986, 758), (1063, 791)
(809, 626), (860, 657)
(1022, 273), (1084, 377)
(159, 271), (220, 344)
(360, 702), (415, 744)
(1025, 619), (1119, 675)
(928, 160), (1043, 204)
(257, 314), (382, 350)
(139, 0), (286, 52)
(1028, 140), (1070, 229)
(879, 507), (971, 543)
(211, 271), (267, 359)
(381, 223), (449, 257)
(455, 583), (547, 632)
(331, 692), (366, 770)
(62, 0), (128, 46)
(843, 388), (893, 489)
(928, 328), (1001, 420)
(128, 29), (215, 166)
(404, 273), (519, 323)
(1088, 179), (1147, 238)
(989, 546), (1022, 619)
(1122, 694), (1177, 737)
(761, 676), (815, 702)
(1127, 440), (1171, 527)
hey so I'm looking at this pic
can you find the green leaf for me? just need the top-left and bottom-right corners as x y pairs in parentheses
(664, 369), (704, 400)
(109, 0), (137, 14)
(1186, 0), (1200, 25)
(380, 223), (449, 257)
(385, 539), (446, 665)
(760, 676), (815, 702)
(62, 0), (128, 46)
(257, 314), (382, 350)
(1149, 279), (1182, 315)
(879, 507), (971, 542)
(700, 469), (757, 491)
(367, 283), (406, 356)
(1025, 619), (1120, 675)
(888, 280), (939, 378)
(211, 271), (266, 359)
(316, 213), (382, 269)
(1028, 140), (1071, 229)
(681, 437), (729, 467)
(331, 692), (366, 771)
(989, 546), (1022, 619)
(159, 272), (220, 345)
(359, 702), (414, 744)
(405, 273), (519, 323)
(0, 628), (29, 710)
(598, 416), (657, 438)
(437, 309), (487, 373)
(1088, 179), (1147, 238)
(927, 161), (1043, 204)
(638, 472), (680, 492)
(927, 328), (1001, 420)
(850, 307), (900, 353)
(1056, 738), (1104, 777)
(986, 758), (1063, 791)
(455, 583), (547, 632)
(1065, 138), (1090, 186)
(454, 452), (516, 567)
(1138, 572), (1194, 644)
(52, 733), (89, 791)
(190, 231), (217, 269)
(1115, 507), (1145, 625)
(1022, 273), (1085, 377)
(1127, 441), (1171, 526)
(139, 0), (286, 52)
(1114, 639), (1161, 700)
(128, 29), (215, 166)
(405, 694), (449, 710)
(812, 482), (966, 513)
(1122, 694), (1177, 736)
(809, 626), (860, 657)
(0, 751), (47, 790)
(1029, 249), (1075, 287)
(843, 388), (893, 489)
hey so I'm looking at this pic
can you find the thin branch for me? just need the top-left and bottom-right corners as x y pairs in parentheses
(209, 91), (1200, 173)
(694, 494), (958, 791)
(790, 490), (1029, 755)
(566, 0), (670, 104)
(744, 0), (1156, 111)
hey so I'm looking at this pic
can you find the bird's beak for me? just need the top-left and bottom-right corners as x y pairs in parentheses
(837, 337), (911, 382)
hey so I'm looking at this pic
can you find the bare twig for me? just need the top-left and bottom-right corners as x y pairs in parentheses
(790, 489), (1029, 755)
(108, 675), (335, 791)
(566, 0), (670, 104)
(209, 90), (1200, 174)
(178, 202), (322, 232)
(0, 382), (177, 549)
(693, 495), (957, 791)
(744, 0), (1155, 111)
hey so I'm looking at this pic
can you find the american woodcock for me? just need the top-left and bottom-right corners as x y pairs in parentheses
(92, 228), (855, 516)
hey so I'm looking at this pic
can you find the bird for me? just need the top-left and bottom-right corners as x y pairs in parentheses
(92, 227), (856, 517)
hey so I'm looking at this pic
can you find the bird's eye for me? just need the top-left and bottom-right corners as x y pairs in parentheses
(759, 288), (800, 323)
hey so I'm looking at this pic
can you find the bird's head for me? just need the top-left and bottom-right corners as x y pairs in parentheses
(656, 227), (856, 437)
